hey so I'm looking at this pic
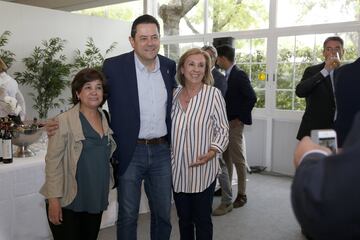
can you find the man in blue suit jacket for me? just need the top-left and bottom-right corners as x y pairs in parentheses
(292, 112), (360, 240)
(103, 15), (176, 240)
(216, 45), (257, 209)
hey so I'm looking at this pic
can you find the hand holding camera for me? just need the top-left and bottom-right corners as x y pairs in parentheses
(311, 129), (338, 154)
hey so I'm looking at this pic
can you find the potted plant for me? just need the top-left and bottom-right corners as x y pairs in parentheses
(72, 37), (117, 72)
(14, 37), (71, 119)
(0, 30), (16, 69)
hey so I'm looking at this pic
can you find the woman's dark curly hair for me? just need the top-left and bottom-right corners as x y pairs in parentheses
(71, 68), (107, 105)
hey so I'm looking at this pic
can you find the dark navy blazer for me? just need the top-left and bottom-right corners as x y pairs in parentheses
(212, 68), (227, 97)
(225, 65), (257, 124)
(103, 51), (176, 176)
(292, 112), (360, 240)
(295, 62), (336, 140)
(335, 57), (360, 147)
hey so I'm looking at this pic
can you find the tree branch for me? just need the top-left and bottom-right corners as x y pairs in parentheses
(184, 16), (199, 34)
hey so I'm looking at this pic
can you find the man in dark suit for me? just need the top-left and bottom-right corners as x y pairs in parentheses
(201, 45), (227, 96)
(291, 112), (360, 240)
(201, 45), (233, 216)
(334, 57), (360, 147)
(296, 36), (344, 140)
(103, 15), (176, 240)
(216, 45), (257, 208)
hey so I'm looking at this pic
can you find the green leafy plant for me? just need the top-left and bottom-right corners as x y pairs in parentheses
(14, 37), (71, 119)
(72, 37), (117, 72)
(0, 30), (16, 69)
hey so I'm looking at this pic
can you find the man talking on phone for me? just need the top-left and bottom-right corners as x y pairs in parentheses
(291, 112), (360, 240)
(295, 36), (344, 140)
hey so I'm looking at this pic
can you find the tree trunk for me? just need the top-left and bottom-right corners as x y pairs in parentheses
(158, 0), (200, 59)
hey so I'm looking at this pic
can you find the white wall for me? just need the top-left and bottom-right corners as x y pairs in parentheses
(0, 0), (132, 119)
(271, 119), (299, 176)
(244, 117), (300, 176)
(244, 118), (267, 167)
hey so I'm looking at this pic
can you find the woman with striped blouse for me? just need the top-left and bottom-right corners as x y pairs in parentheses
(171, 48), (229, 240)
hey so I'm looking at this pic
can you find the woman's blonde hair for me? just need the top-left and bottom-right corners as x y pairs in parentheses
(176, 48), (214, 87)
(0, 58), (8, 73)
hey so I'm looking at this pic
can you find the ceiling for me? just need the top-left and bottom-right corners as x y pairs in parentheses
(1, 0), (131, 11)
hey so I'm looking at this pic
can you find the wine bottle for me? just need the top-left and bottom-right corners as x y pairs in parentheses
(2, 121), (13, 164)
(31, 118), (38, 129)
(0, 118), (3, 163)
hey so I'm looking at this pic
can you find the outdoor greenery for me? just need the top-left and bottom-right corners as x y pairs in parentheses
(0, 30), (16, 69)
(211, 0), (268, 32)
(236, 41), (359, 110)
(14, 38), (71, 119)
(157, 0), (359, 110)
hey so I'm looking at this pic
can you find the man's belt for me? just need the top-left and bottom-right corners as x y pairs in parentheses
(137, 136), (167, 145)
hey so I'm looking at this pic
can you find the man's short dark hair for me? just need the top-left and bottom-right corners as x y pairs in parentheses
(323, 36), (344, 49)
(131, 14), (160, 38)
(216, 45), (235, 63)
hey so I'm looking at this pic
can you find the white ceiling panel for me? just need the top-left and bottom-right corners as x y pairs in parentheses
(0, 0), (133, 11)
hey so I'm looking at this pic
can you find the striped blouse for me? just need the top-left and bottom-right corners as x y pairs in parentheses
(171, 84), (229, 193)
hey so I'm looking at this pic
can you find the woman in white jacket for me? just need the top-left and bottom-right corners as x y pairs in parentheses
(0, 58), (26, 120)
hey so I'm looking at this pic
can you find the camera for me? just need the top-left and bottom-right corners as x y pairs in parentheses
(311, 129), (338, 153)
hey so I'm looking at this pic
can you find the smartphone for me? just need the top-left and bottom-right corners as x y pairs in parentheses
(311, 129), (338, 154)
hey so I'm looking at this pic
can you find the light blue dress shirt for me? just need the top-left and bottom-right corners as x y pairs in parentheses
(225, 64), (235, 81)
(134, 53), (167, 139)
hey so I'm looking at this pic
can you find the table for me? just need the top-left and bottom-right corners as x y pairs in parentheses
(0, 150), (50, 240)
(0, 147), (149, 240)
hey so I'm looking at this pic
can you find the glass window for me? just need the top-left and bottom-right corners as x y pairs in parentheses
(157, 0), (204, 36)
(72, 1), (143, 21)
(276, 32), (359, 110)
(234, 38), (267, 108)
(157, 0), (269, 36)
(160, 42), (204, 63)
(277, 0), (360, 27)
(340, 33), (359, 62)
(208, 0), (269, 33)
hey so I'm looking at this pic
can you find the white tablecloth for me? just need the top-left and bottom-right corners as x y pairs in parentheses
(0, 147), (149, 240)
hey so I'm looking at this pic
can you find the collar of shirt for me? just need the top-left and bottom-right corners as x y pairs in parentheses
(225, 64), (235, 80)
(134, 53), (160, 73)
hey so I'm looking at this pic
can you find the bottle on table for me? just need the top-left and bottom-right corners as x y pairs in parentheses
(31, 118), (38, 130)
(0, 118), (3, 163)
(2, 118), (13, 164)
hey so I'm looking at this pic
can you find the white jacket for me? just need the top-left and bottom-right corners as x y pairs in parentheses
(0, 72), (26, 120)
